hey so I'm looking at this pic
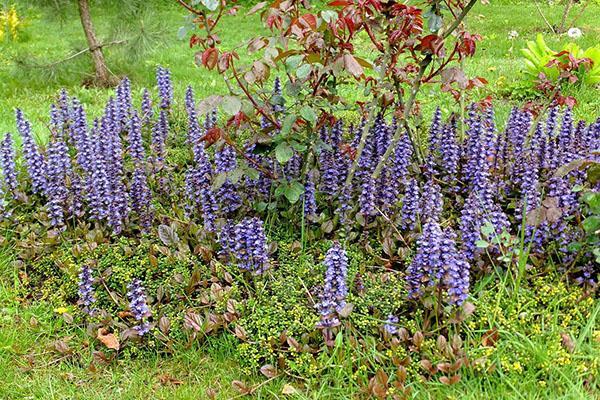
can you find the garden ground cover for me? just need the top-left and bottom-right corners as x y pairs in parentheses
(0, 1), (599, 399)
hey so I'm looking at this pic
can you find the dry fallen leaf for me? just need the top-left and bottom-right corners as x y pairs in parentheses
(560, 332), (575, 353)
(281, 384), (299, 395)
(52, 339), (72, 355)
(482, 328), (499, 347)
(158, 373), (183, 386)
(97, 328), (120, 350)
(260, 364), (278, 378)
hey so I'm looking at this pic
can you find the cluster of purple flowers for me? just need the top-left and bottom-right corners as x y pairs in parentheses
(231, 217), (270, 274)
(77, 264), (96, 316)
(4, 69), (598, 307)
(317, 241), (349, 328)
(406, 221), (470, 305)
(0, 132), (17, 194)
(127, 278), (152, 336)
(156, 66), (173, 110)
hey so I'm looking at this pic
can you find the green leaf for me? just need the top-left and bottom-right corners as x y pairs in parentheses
(245, 167), (259, 181)
(211, 172), (227, 190)
(201, 0), (219, 11)
(275, 142), (294, 164)
(296, 64), (312, 80)
(285, 55), (303, 71)
(299, 105), (317, 126)
(280, 114), (296, 136)
(321, 10), (338, 23)
(593, 247), (600, 263)
(284, 181), (304, 204)
(582, 216), (600, 234)
(480, 222), (495, 237)
(475, 240), (489, 249)
(290, 141), (307, 152)
(220, 96), (242, 116)
(228, 168), (244, 184)
(582, 191), (600, 213)
(270, 95), (285, 108)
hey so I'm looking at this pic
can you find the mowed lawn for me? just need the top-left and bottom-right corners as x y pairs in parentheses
(1, 1), (599, 136)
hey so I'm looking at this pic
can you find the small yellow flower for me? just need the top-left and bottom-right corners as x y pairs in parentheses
(54, 307), (69, 314)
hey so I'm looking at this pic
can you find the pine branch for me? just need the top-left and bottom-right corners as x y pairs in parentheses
(19, 39), (127, 69)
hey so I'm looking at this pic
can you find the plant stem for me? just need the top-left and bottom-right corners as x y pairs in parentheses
(371, 0), (478, 180)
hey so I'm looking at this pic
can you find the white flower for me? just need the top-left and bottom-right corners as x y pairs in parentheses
(508, 30), (519, 40)
(567, 28), (583, 39)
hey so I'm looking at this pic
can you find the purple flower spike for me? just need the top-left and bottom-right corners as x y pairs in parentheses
(15, 109), (47, 194)
(156, 66), (173, 110)
(78, 264), (96, 316)
(130, 164), (153, 231)
(233, 217), (270, 274)
(127, 278), (151, 336)
(303, 175), (318, 220)
(400, 178), (420, 230)
(420, 179), (443, 221)
(428, 107), (443, 155)
(383, 314), (399, 335)
(317, 241), (349, 328)
(215, 144), (241, 214)
(407, 222), (470, 305)
(141, 88), (153, 125)
(45, 131), (71, 227)
(0, 133), (18, 194)
(440, 119), (459, 178)
(128, 111), (145, 162)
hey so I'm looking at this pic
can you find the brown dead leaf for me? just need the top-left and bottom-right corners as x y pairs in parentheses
(158, 373), (183, 386)
(482, 328), (499, 347)
(205, 388), (218, 399)
(560, 332), (575, 353)
(52, 339), (72, 355)
(97, 328), (120, 350)
(231, 380), (252, 395)
(260, 364), (278, 378)
(281, 384), (299, 395)
(439, 374), (461, 385)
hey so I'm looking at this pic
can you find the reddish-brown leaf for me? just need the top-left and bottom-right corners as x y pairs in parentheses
(247, 1), (267, 15)
(482, 328), (499, 347)
(343, 54), (364, 78)
(328, 0), (351, 6)
(97, 328), (120, 350)
(202, 48), (219, 70)
(158, 374), (183, 386)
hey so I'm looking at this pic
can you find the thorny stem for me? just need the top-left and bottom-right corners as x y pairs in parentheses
(371, 0), (478, 180)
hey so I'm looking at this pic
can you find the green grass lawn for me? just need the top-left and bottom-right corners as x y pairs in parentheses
(1, 1), (599, 136)
(1, 1), (599, 399)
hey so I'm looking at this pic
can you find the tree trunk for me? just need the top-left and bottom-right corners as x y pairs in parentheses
(77, 0), (114, 87)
